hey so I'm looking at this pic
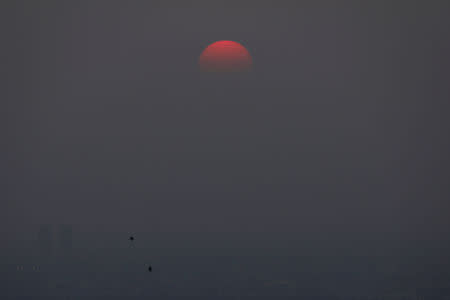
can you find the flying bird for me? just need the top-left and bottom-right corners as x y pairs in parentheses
(128, 236), (135, 248)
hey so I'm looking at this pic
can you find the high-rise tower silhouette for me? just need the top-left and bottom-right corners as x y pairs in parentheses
(58, 224), (73, 253)
(37, 224), (53, 256)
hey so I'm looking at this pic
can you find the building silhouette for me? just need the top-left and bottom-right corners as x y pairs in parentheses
(58, 224), (73, 253)
(37, 224), (53, 256)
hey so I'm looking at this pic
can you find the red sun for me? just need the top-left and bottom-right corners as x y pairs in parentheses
(199, 40), (252, 72)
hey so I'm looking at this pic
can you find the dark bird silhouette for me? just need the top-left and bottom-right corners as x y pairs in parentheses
(148, 265), (152, 272)
(128, 236), (135, 248)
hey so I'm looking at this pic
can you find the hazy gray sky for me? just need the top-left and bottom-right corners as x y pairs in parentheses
(3, 0), (450, 242)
